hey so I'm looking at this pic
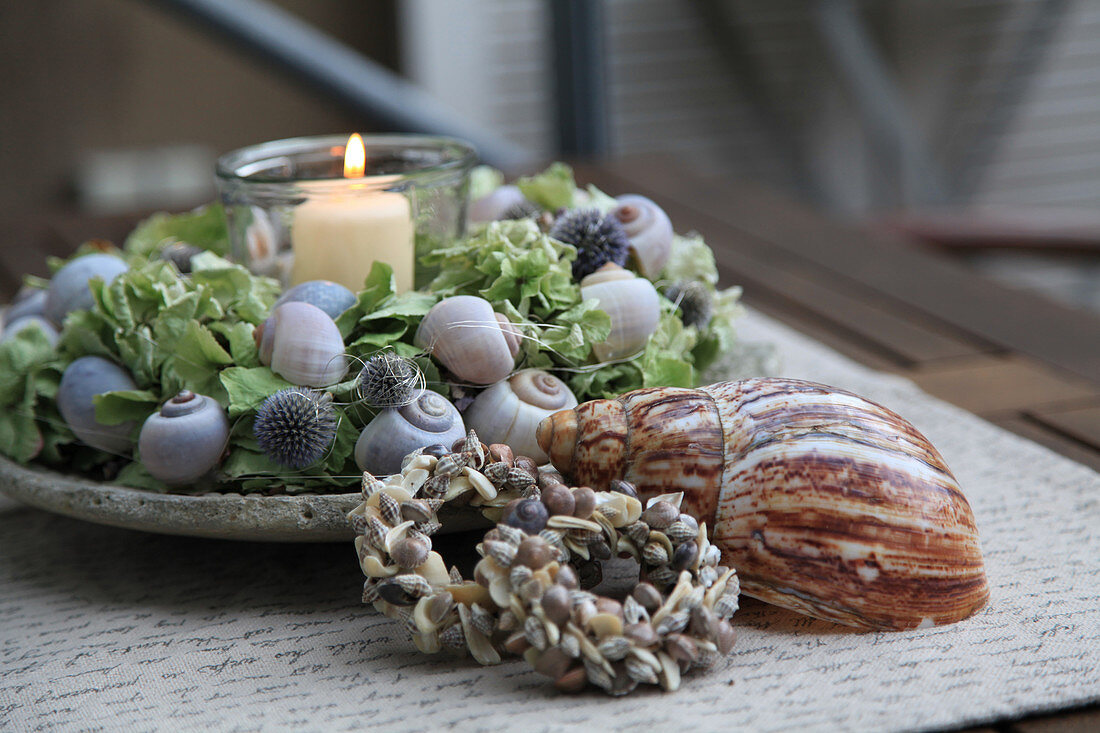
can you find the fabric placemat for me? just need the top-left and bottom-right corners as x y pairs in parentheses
(1, 308), (1097, 732)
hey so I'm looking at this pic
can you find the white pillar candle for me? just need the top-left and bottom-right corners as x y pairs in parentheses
(290, 191), (415, 292)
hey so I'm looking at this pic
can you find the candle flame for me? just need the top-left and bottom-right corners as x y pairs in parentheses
(343, 133), (366, 178)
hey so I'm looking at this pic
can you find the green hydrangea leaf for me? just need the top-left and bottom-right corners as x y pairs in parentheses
(114, 461), (169, 492)
(125, 204), (230, 258)
(220, 366), (294, 418)
(336, 261), (398, 337)
(93, 389), (161, 426)
(469, 165), (505, 200)
(517, 162), (577, 210)
(662, 233), (719, 286)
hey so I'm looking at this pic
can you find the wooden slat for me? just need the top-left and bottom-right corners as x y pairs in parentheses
(994, 417), (1100, 473)
(592, 155), (1100, 385)
(1010, 706), (1100, 733)
(910, 355), (1100, 417)
(1029, 402), (1100, 452)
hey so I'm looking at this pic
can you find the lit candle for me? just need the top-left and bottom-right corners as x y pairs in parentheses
(290, 133), (415, 292)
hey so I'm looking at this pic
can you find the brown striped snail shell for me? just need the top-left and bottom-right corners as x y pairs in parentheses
(536, 377), (989, 631)
(255, 301), (348, 387)
(414, 296), (521, 385)
(613, 194), (673, 279)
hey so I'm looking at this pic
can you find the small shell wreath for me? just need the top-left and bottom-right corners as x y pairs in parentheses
(350, 378), (990, 696)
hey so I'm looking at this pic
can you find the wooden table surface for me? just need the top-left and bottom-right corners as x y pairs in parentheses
(2, 157), (1098, 731)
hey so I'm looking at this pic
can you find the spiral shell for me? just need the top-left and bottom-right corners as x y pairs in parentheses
(464, 369), (578, 463)
(355, 389), (466, 475)
(613, 195), (673, 279)
(138, 391), (230, 485)
(580, 264), (660, 362)
(536, 378), (989, 631)
(255, 301), (348, 387)
(414, 296), (521, 385)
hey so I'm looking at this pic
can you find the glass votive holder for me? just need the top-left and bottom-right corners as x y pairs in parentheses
(215, 134), (476, 292)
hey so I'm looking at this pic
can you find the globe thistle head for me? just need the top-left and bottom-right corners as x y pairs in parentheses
(253, 388), (337, 469)
(357, 350), (421, 408)
(549, 209), (630, 280)
(663, 280), (714, 329)
(501, 199), (541, 221)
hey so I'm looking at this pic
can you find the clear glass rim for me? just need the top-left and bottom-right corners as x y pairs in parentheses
(215, 133), (478, 184)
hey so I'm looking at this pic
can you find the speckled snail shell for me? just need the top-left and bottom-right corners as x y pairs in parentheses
(138, 391), (230, 485)
(414, 296), (521, 385)
(255, 301), (348, 387)
(537, 377), (989, 631)
(579, 263), (660, 362)
(354, 389), (466, 475)
(464, 369), (578, 463)
(468, 185), (527, 223)
(613, 194), (673, 279)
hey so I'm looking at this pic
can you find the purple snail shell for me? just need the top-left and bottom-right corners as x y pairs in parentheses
(354, 389), (466, 475)
(4, 288), (48, 327)
(536, 377), (990, 631)
(255, 301), (348, 387)
(57, 356), (138, 455)
(274, 280), (357, 320)
(414, 296), (521, 385)
(138, 390), (230, 485)
(0, 315), (59, 346)
(45, 253), (129, 325)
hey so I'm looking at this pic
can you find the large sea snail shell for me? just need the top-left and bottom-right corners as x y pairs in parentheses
(536, 377), (989, 631)
(613, 195), (673, 279)
(138, 391), (230, 485)
(414, 296), (521, 385)
(580, 263), (660, 362)
(255, 301), (348, 387)
(355, 388), (466, 475)
(464, 369), (578, 463)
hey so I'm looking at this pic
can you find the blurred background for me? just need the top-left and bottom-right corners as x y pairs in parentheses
(3, 0), (1100, 311)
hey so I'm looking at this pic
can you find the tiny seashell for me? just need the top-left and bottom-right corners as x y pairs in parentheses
(713, 595), (739, 620)
(484, 539), (517, 568)
(609, 670), (639, 697)
(505, 467), (537, 494)
(377, 574), (431, 606)
(495, 523), (526, 547)
(404, 452), (437, 472)
(391, 536), (430, 569)
(647, 565), (678, 589)
(704, 544), (722, 567)
(690, 605), (719, 641)
(540, 584), (572, 627)
(415, 521), (443, 536)
(378, 492), (402, 526)
(541, 484), (576, 517)
(458, 604), (502, 665)
(671, 541), (698, 572)
(665, 633), (698, 667)
(362, 472), (385, 499)
(654, 611), (690, 637)
(366, 516), (389, 549)
(539, 528), (565, 547)
(583, 658), (614, 692)
(555, 564), (579, 590)
(642, 541), (669, 567)
(401, 467), (431, 493)
(362, 580), (380, 604)
(488, 443), (514, 465)
(680, 585), (706, 613)
(401, 499), (434, 524)
(657, 651), (681, 692)
(449, 566), (465, 584)
(571, 487), (597, 520)
(434, 453), (467, 478)
(597, 636), (632, 661)
(559, 633), (581, 659)
(383, 520), (416, 553)
(622, 596), (648, 626)
(641, 501), (678, 530)
(625, 655), (659, 685)
(589, 540), (612, 561)
(503, 498), (549, 535)
(698, 565), (719, 589)
(443, 475), (473, 501)
(439, 623), (466, 649)
(524, 615), (549, 651)
(504, 631), (530, 656)
(586, 612), (623, 639)
(665, 521), (696, 545)
(483, 461), (511, 486)
(471, 603), (496, 637)
(520, 577), (547, 604)
(624, 622), (658, 649)
(465, 467), (498, 500)
(623, 521), (650, 546)
(421, 474), (450, 499)
(716, 619), (736, 654)
(498, 609), (519, 633)
(509, 564), (533, 589)
(533, 647), (573, 680)
(514, 535), (554, 569)
(427, 592), (455, 625)
(546, 515), (602, 533)
(349, 512), (370, 535)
